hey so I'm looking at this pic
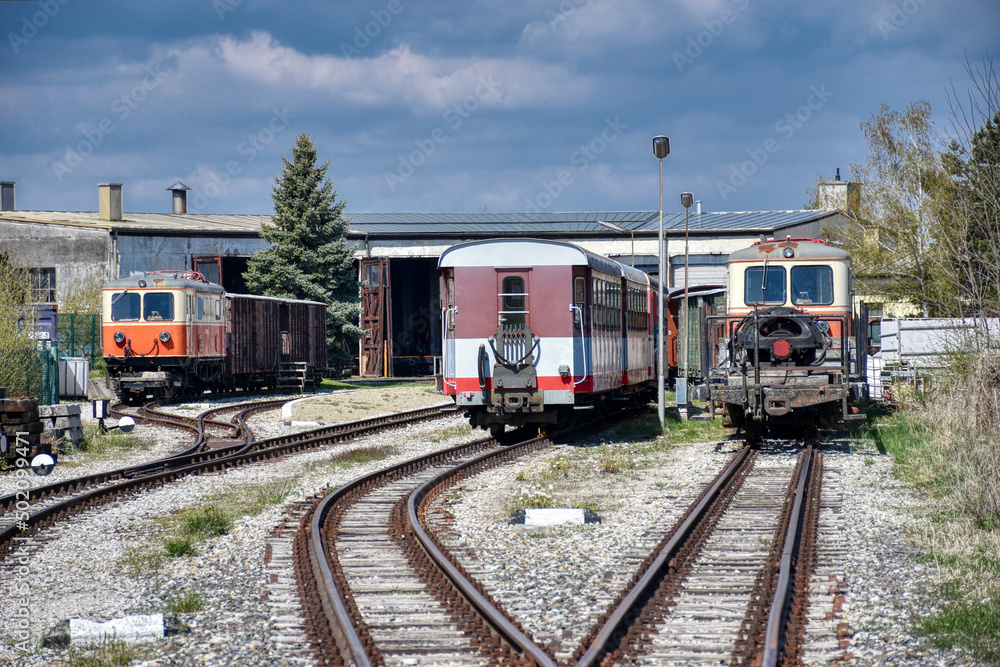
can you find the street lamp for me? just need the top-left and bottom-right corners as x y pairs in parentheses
(596, 220), (635, 267)
(679, 192), (694, 419)
(652, 136), (670, 427)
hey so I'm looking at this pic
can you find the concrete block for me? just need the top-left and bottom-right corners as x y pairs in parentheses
(69, 613), (165, 646)
(40, 404), (82, 418)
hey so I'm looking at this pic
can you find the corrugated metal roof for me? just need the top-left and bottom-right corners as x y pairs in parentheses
(0, 210), (266, 234)
(0, 208), (840, 236)
(630, 210), (842, 233)
(346, 211), (659, 235)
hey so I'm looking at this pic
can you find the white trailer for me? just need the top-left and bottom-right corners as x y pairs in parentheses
(878, 317), (1000, 397)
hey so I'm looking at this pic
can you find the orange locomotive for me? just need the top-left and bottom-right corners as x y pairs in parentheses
(102, 271), (326, 403)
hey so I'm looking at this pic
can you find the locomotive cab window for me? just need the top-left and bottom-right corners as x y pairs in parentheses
(143, 293), (175, 321)
(111, 292), (140, 321)
(744, 266), (786, 305)
(197, 297), (205, 320)
(791, 266), (834, 305)
(499, 276), (526, 327)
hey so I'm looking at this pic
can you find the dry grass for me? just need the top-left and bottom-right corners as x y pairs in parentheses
(878, 355), (1000, 662)
(922, 356), (1000, 532)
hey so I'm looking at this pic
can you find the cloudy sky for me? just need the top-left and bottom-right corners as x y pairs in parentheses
(1, 0), (997, 217)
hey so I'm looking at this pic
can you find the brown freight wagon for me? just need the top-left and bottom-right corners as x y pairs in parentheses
(225, 294), (327, 392)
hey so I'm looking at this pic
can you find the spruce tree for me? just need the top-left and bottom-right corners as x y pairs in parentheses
(244, 133), (363, 364)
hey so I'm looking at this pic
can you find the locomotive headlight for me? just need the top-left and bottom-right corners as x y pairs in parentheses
(113, 331), (126, 344)
(816, 320), (830, 334)
(782, 247), (795, 258)
(159, 331), (172, 343)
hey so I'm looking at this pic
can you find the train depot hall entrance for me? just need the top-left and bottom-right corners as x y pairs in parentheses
(360, 256), (441, 377)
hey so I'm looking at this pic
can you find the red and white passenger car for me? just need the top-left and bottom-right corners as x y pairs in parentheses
(439, 239), (662, 435)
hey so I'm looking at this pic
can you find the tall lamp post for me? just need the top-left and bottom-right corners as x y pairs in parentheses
(679, 192), (694, 419)
(652, 136), (670, 427)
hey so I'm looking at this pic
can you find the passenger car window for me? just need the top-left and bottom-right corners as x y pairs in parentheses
(744, 266), (786, 305)
(143, 293), (174, 321)
(791, 266), (834, 305)
(500, 276), (526, 327)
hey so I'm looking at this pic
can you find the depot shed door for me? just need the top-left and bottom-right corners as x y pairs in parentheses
(360, 257), (392, 376)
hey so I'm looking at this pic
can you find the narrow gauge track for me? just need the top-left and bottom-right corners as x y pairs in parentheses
(572, 441), (822, 667)
(111, 397), (287, 454)
(297, 426), (822, 667)
(295, 427), (564, 667)
(0, 396), (285, 539)
(0, 404), (455, 561)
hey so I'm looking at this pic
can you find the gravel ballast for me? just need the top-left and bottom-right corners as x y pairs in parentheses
(0, 388), (983, 666)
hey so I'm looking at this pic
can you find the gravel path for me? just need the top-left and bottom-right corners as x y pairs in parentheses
(0, 390), (984, 666)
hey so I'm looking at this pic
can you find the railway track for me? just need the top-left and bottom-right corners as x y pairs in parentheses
(573, 441), (821, 666)
(295, 419), (620, 666)
(0, 403), (456, 561)
(298, 422), (824, 666)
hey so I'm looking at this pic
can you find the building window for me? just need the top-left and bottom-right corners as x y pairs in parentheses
(29, 267), (56, 303)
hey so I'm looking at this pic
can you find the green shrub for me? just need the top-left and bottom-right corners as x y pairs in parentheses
(165, 538), (196, 557)
(166, 590), (203, 613)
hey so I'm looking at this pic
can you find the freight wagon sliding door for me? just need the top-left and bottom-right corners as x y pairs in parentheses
(360, 257), (392, 377)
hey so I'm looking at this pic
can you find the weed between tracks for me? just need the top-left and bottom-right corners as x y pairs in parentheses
(304, 444), (397, 472)
(58, 425), (156, 463)
(66, 638), (151, 667)
(166, 590), (204, 613)
(118, 479), (297, 572)
(501, 409), (732, 516)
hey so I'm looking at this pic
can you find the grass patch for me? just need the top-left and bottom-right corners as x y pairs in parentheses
(138, 480), (301, 565)
(594, 450), (634, 474)
(315, 445), (396, 470)
(614, 413), (666, 442)
(660, 410), (729, 445)
(181, 506), (232, 537)
(844, 411), (937, 482)
(319, 378), (354, 391)
(117, 547), (165, 576)
(505, 481), (554, 513)
(68, 639), (150, 666)
(69, 426), (156, 457)
(166, 590), (203, 613)
(164, 538), (196, 557)
(914, 596), (1000, 663)
(425, 423), (474, 443)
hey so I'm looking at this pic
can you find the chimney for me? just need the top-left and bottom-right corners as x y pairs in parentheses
(695, 199), (703, 215)
(816, 168), (859, 216)
(98, 183), (123, 221)
(167, 181), (191, 214)
(0, 182), (14, 211)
